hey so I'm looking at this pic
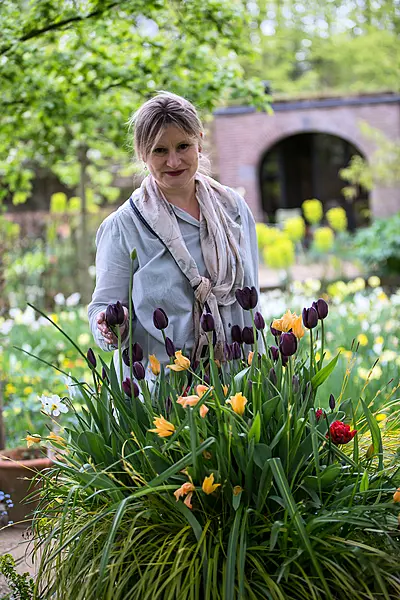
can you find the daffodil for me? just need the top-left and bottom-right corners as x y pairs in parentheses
(167, 350), (191, 372)
(39, 394), (69, 417)
(202, 474), (221, 495)
(149, 354), (161, 376)
(174, 481), (195, 509)
(149, 415), (175, 438)
(177, 394), (200, 408)
(226, 392), (247, 416)
(199, 405), (209, 418)
(25, 434), (42, 448)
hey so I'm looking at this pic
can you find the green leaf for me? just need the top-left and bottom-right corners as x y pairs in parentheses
(311, 353), (340, 390)
(360, 470), (369, 493)
(248, 412), (261, 443)
(225, 505), (243, 600)
(361, 399), (384, 470)
(253, 443), (271, 469)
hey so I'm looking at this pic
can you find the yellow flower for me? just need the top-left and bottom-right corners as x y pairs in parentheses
(375, 336), (384, 345)
(263, 237), (295, 269)
(226, 392), (247, 416)
(149, 354), (161, 376)
(23, 386), (33, 395)
(271, 317), (284, 332)
(167, 350), (191, 372)
(378, 291), (389, 304)
(375, 413), (387, 422)
(222, 385), (229, 397)
(248, 351), (254, 366)
(281, 310), (295, 331)
(196, 385), (212, 399)
(5, 383), (16, 395)
(393, 487), (400, 503)
(199, 405), (209, 418)
(149, 415), (175, 438)
(233, 486), (243, 496)
(326, 207), (347, 232)
(368, 276), (381, 288)
(25, 434), (41, 448)
(48, 432), (66, 446)
(357, 333), (368, 347)
(291, 315), (305, 339)
(77, 333), (91, 346)
(174, 482), (195, 508)
(302, 198), (323, 225)
(177, 394), (200, 408)
(202, 473), (221, 495)
(283, 216), (306, 242)
(313, 227), (335, 253)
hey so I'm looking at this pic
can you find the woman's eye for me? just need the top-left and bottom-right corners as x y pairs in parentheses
(153, 148), (167, 154)
(178, 144), (190, 150)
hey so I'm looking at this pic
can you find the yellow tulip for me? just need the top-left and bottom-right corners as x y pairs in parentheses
(281, 309), (296, 332)
(271, 317), (284, 332)
(291, 315), (305, 339)
(248, 351), (254, 366)
(233, 486), (243, 496)
(167, 350), (191, 372)
(177, 394), (200, 408)
(149, 354), (161, 376)
(199, 405), (209, 418)
(393, 487), (400, 503)
(202, 473), (221, 495)
(149, 415), (175, 438)
(226, 392), (247, 416)
(222, 385), (229, 397)
(25, 434), (41, 448)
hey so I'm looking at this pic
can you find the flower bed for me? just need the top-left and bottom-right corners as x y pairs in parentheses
(22, 285), (400, 599)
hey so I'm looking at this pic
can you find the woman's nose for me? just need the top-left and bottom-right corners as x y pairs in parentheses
(166, 151), (181, 169)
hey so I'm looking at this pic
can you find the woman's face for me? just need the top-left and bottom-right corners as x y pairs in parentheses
(145, 125), (201, 195)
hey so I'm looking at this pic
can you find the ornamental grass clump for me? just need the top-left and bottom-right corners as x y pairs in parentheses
(24, 268), (400, 599)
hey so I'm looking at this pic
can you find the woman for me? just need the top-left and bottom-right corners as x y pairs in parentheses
(88, 91), (260, 377)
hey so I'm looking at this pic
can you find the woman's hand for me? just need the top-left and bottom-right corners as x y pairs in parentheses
(97, 307), (129, 345)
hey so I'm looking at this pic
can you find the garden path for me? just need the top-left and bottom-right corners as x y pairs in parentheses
(0, 527), (37, 597)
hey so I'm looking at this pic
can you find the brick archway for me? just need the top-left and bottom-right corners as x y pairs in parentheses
(212, 93), (400, 221)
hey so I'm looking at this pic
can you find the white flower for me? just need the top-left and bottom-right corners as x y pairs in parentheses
(0, 319), (13, 335)
(78, 333), (91, 346)
(64, 374), (80, 400)
(88, 265), (96, 278)
(39, 394), (69, 417)
(66, 293), (81, 307)
(54, 293), (65, 305)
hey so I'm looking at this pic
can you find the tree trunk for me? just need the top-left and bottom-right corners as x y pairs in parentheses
(77, 145), (92, 305)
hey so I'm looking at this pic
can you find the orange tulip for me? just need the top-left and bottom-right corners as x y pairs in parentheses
(202, 473), (221, 495)
(199, 404), (209, 418)
(149, 415), (175, 438)
(149, 354), (161, 376)
(291, 315), (305, 339)
(226, 392), (247, 416)
(177, 394), (200, 408)
(393, 487), (400, 503)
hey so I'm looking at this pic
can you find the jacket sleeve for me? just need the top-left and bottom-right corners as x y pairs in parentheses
(87, 212), (137, 352)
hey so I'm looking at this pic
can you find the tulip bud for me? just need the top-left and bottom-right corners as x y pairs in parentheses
(279, 332), (297, 357)
(122, 377), (139, 398)
(254, 311), (265, 330)
(101, 367), (108, 382)
(203, 374), (210, 385)
(105, 301), (125, 327)
(122, 348), (130, 367)
(153, 308), (169, 330)
(242, 326), (254, 345)
(269, 345), (279, 362)
(329, 393), (336, 411)
(302, 306), (318, 329)
(366, 443), (374, 459)
(270, 323), (281, 337)
(235, 286), (258, 310)
(231, 325), (243, 344)
(86, 348), (96, 368)
(231, 341), (241, 359)
(224, 342), (233, 361)
(312, 298), (329, 320)
(200, 312), (215, 332)
(292, 374), (300, 393)
(133, 361), (145, 380)
(165, 396), (172, 416)
(165, 337), (176, 358)
(269, 367), (277, 386)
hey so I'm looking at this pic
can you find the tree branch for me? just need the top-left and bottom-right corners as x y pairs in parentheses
(0, 1), (122, 56)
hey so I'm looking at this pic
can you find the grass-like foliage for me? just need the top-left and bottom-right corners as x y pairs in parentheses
(26, 285), (400, 599)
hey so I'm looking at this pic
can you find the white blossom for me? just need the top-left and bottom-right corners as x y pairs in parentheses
(39, 394), (69, 417)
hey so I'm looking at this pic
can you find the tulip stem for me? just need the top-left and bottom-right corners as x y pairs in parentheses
(117, 327), (124, 394)
(309, 329), (315, 377)
(320, 320), (325, 370)
(128, 256), (135, 398)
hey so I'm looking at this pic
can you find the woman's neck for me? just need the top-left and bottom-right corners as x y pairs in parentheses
(160, 182), (199, 219)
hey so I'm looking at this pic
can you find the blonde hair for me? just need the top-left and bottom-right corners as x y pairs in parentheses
(128, 91), (210, 174)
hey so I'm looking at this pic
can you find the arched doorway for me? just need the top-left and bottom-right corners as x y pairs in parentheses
(259, 132), (369, 229)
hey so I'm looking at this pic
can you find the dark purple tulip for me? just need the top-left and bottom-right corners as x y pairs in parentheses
(232, 341), (241, 359)
(224, 342), (233, 361)
(235, 286), (258, 311)
(132, 361), (145, 380)
(313, 298), (329, 320)
(279, 332), (297, 357)
(203, 374), (210, 385)
(165, 396), (172, 416)
(101, 367), (108, 381)
(165, 337), (176, 358)
(105, 301), (125, 327)
(231, 325), (243, 344)
(122, 377), (139, 398)
(254, 311), (265, 330)
(302, 306), (318, 329)
(153, 308), (169, 330)
(329, 393), (336, 410)
(122, 343), (143, 367)
(292, 375), (300, 393)
(242, 326), (254, 345)
(281, 353), (289, 367)
(122, 348), (130, 367)
(270, 323), (281, 337)
(269, 367), (277, 386)
(269, 345), (279, 362)
(201, 312), (215, 332)
(86, 348), (96, 368)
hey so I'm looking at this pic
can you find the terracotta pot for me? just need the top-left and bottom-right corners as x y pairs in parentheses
(0, 447), (52, 526)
